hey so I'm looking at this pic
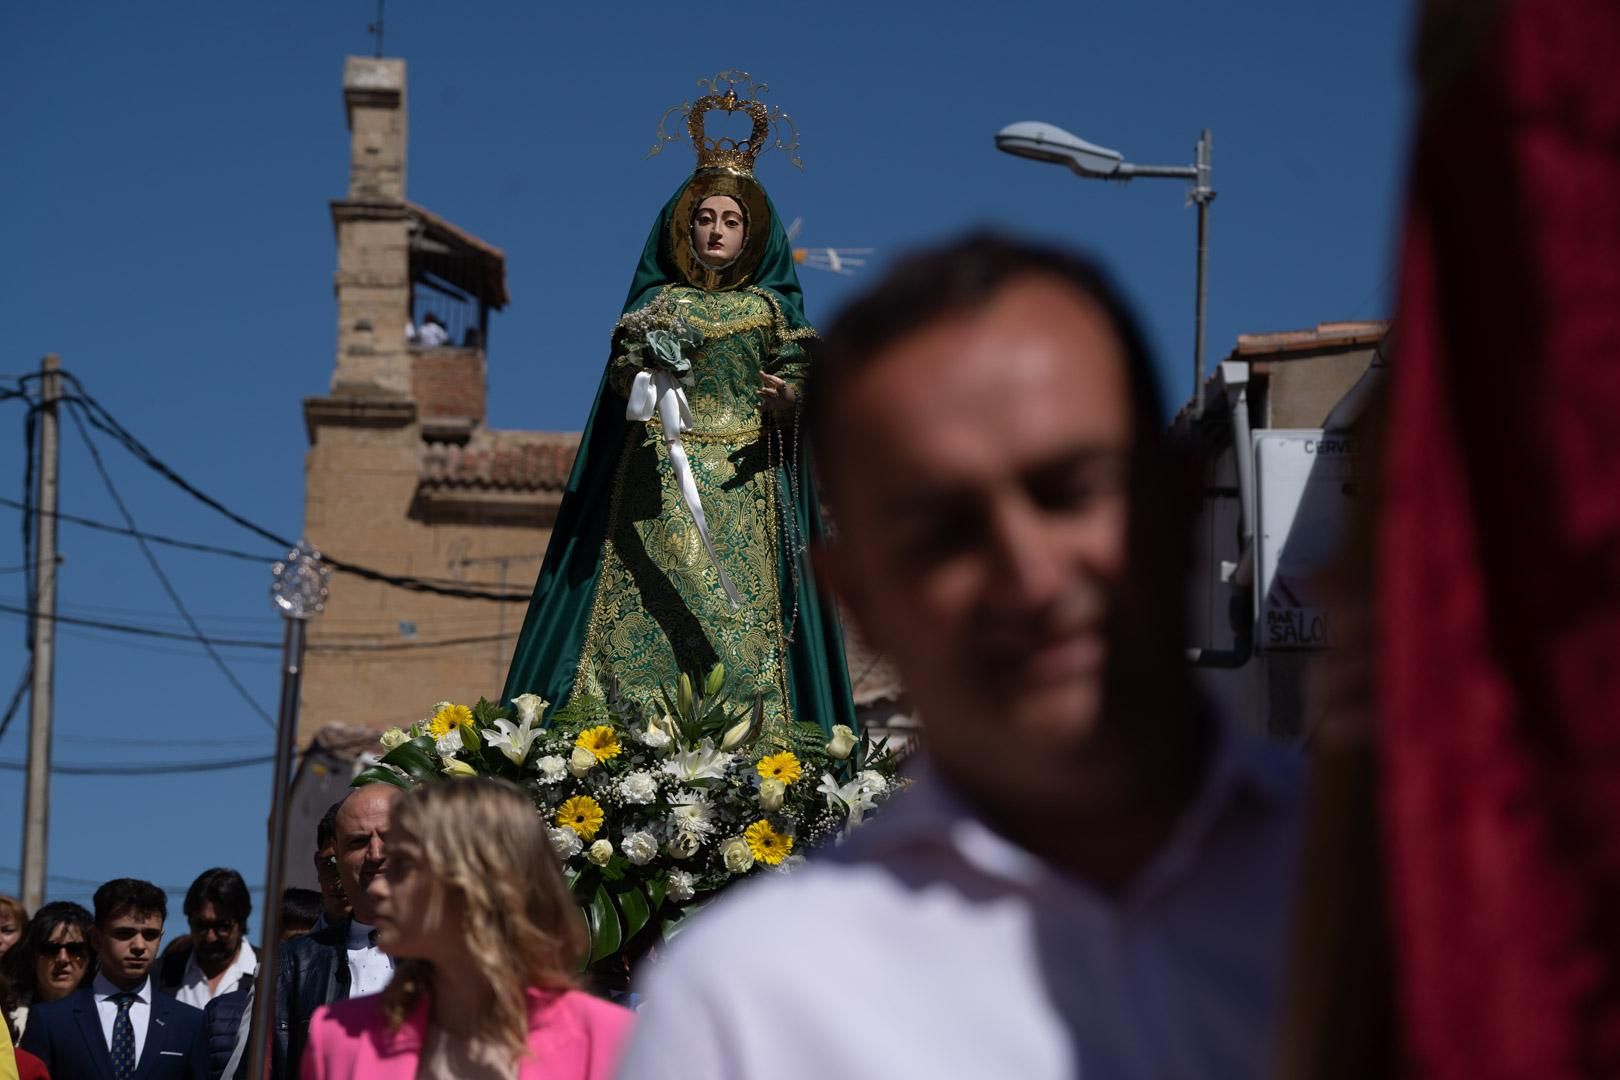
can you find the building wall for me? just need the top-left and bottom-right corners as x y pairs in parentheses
(299, 412), (549, 744)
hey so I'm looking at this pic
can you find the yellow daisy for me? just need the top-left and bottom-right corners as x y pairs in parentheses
(556, 795), (605, 840)
(744, 819), (793, 865)
(755, 751), (802, 785)
(575, 725), (623, 763)
(427, 703), (474, 739)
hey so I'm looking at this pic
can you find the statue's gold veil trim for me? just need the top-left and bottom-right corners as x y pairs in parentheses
(670, 170), (772, 292)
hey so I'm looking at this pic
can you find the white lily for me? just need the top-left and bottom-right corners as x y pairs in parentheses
(661, 738), (731, 783)
(486, 717), (542, 768)
(817, 772), (879, 826)
(440, 754), (477, 778)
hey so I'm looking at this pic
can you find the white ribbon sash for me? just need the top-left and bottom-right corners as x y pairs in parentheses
(627, 369), (742, 610)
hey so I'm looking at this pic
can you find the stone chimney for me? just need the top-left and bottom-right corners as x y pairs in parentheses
(329, 57), (411, 399)
(343, 57), (407, 202)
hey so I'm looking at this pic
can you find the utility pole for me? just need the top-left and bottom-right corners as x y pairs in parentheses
(22, 355), (61, 912)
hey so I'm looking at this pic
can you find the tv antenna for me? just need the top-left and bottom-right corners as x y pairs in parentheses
(367, 0), (385, 57)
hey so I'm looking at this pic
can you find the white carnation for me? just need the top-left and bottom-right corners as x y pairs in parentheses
(666, 870), (696, 902)
(548, 827), (582, 860)
(667, 792), (715, 837)
(618, 771), (659, 804)
(535, 755), (568, 783)
(622, 830), (659, 865)
(434, 727), (464, 756)
(638, 725), (672, 751)
(858, 770), (889, 797)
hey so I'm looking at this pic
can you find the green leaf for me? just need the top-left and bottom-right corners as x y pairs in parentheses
(660, 896), (715, 946)
(645, 875), (668, 913)
(587, 884), (622, 964)
(380, 737), (441, 782)
(575, 901), (593, 973)
(569, 866), (600, 902)
(614, 882), (652, 941)
(351, 765), (413, 790)
(460, 722), (482, 755)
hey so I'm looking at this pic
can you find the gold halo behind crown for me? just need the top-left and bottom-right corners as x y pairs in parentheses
(648, 70), (802, 178)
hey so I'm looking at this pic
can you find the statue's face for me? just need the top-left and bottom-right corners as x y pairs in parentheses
(691, 195), (746, 267)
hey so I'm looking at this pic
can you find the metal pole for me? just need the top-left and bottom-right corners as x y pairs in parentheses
(21, 355), (61, 912)
(246, 544), (329, 1080)
(1192, 129), (1215, 418)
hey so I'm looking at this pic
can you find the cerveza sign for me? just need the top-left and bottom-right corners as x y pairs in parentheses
(1253, 430), (1358, 651)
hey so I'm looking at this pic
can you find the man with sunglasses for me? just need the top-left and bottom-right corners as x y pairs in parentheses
(21, 878), (207, 1078)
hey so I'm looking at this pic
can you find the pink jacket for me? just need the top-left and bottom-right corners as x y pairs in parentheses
(301, 987), (634, 1080)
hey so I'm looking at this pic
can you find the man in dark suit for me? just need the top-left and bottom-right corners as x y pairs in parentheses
(269, 782), (398, 1079)
(21, 877), (207, 1079)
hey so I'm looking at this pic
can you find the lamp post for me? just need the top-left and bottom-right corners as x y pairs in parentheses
(996, 121), (1216, 416)
(245, 542), (329, 1080)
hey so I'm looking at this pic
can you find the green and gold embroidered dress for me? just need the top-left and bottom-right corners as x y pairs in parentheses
(502, 174), (856, 737)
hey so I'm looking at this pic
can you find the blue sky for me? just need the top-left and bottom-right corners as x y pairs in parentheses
(0, 1), (1411, 925)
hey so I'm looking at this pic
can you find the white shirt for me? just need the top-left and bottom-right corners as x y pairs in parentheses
(346, 920), (394, 996)
(93, 972), (153, 1065)
(416, 321), (449, 347)
(617, 731), (1306, 1080)
(174, 941), (257, 1009)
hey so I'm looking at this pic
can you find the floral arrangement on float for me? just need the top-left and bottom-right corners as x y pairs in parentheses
(353, 665), (897, 975)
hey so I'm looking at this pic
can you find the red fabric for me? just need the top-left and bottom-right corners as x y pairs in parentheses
(1379, 1), (1620, 1077)
(14, 1047), (48, 1080)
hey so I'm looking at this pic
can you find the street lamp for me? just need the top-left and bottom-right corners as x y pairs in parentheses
(996, 121), (1216, 416)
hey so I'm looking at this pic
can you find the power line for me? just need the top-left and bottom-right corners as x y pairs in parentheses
(0, 497), (531, 591)
(54, 378), (533, 602)
(0, 660), (29, 744)
(0, 601), (515, 653)
(65, 402), (276, 729)
(58, 732), (268, 747)
(0, 866), (268, 894)
(0, 752), (279, 775)
(0, 494), (272, 564)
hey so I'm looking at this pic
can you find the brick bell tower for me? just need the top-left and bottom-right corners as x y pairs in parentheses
(297, 57), (576, 762)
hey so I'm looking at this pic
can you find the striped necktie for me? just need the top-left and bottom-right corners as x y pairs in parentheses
(110, 991), (137, 1080)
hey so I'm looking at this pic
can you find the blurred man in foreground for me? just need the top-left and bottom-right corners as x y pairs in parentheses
(617, 234), (1307, 1079)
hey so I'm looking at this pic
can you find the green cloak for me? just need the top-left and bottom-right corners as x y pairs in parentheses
(502, 177), (856, 736)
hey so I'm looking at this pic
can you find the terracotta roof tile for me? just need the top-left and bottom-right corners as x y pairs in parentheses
(420, 430), (578, 492)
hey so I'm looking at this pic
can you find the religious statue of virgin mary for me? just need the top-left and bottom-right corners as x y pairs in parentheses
(503, 72), (856, 738)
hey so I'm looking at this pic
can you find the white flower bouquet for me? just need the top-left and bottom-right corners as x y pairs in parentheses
(355, 665), (898, 973)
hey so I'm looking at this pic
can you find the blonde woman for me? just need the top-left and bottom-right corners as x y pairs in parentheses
(302, 779), (633, 1079)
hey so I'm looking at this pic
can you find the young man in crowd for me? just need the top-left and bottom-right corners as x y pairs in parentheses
(156, 868), (257, 1008)
(21, 878), (207, 1078)
(616, 234), (1308, 1079)
(310, 802), (349, 932)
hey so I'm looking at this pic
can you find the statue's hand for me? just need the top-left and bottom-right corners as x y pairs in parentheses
(758, 372), (798, 415)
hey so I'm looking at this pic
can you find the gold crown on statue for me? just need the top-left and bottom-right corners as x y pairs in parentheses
(647, 70), (802, 176)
